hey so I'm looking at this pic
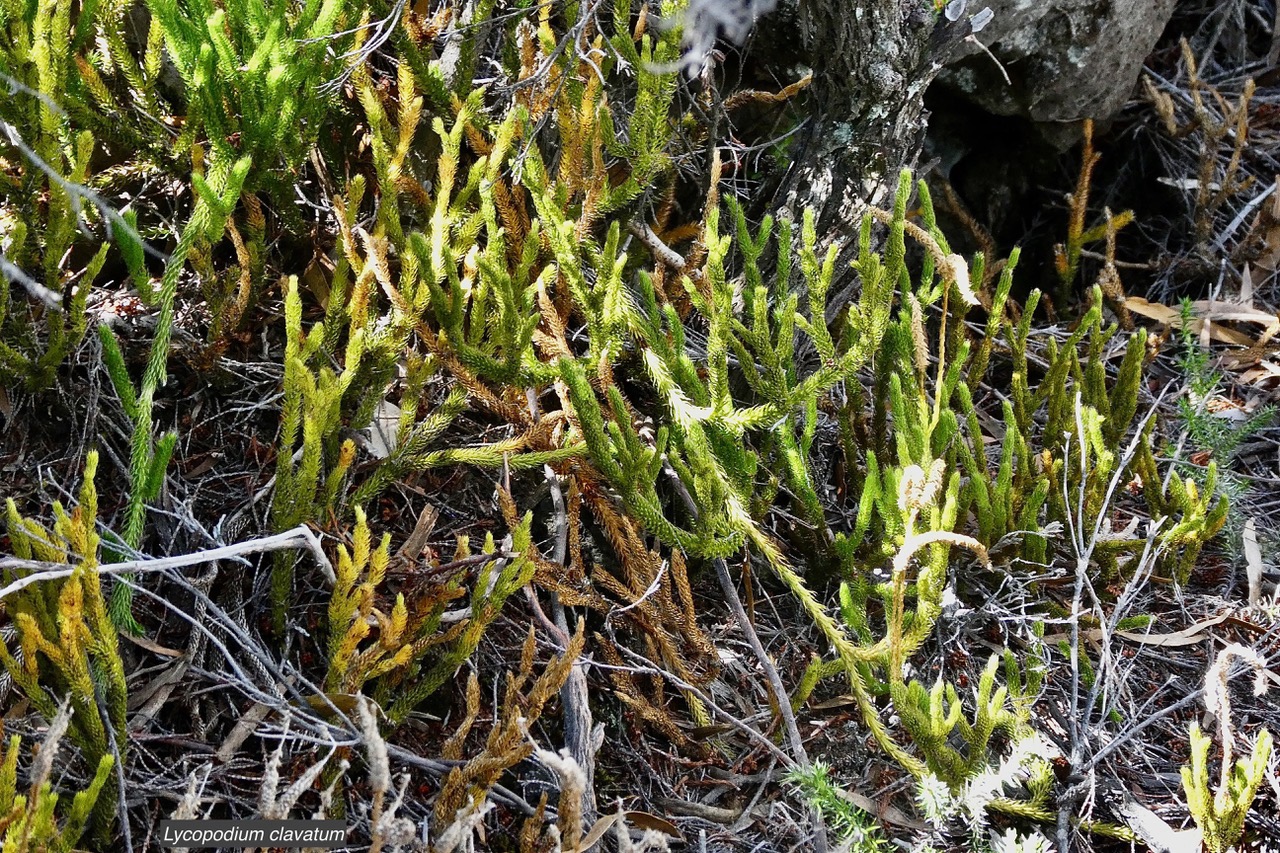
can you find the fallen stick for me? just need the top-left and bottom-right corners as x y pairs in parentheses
(0, 524), (335, 600)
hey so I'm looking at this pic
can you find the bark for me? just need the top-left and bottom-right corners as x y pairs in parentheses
(769, 0), (966, 315)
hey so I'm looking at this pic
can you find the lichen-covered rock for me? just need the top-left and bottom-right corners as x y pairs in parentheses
(939, 0), (1177, 122)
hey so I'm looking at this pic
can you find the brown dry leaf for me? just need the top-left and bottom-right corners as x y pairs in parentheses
(1124, 296), (1260, 347)
(831, 784), (930, 831)
(302, 255), (332, 306)
(579, 813), (620, 850)
(1043, 612), (1231, 647)
(216, 699), (276, 762)
(1238, 360), (1280, 387)
(1240, 263), (1255, 306)
(395, 502), (440, 562)
(1114, 612), (1231, 647)
(623, 811), (685, 842)
(126, 659), (189, 714)
(1252, 176), (1280, 272)
(1244, 518), (1263, 606)
(1186, 300), (1280, 340)
(121, 631), (183, 658)
(293, 692), (369, 719)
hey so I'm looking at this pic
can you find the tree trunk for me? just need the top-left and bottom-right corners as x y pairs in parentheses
(770, 0), (963, 315)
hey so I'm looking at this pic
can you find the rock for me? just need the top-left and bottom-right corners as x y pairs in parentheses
(937, 0), (1178, 123)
